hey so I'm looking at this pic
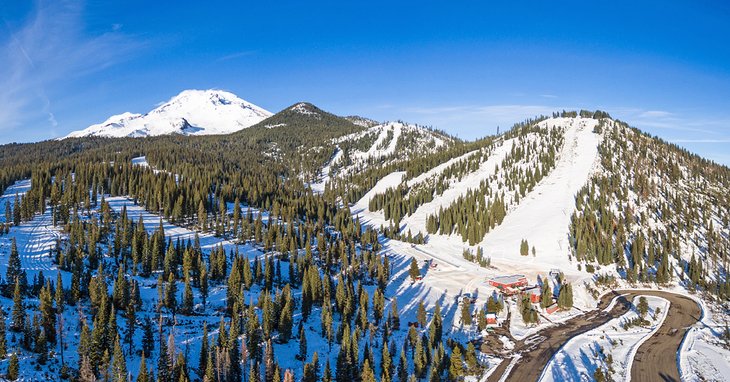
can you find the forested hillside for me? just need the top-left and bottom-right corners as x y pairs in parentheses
(0, 107), (726, 382)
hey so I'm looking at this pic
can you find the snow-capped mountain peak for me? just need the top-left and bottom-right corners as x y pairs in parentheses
(64, 89), (272, 139)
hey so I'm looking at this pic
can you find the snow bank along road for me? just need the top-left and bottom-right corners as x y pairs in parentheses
(487, 290), (702, 382)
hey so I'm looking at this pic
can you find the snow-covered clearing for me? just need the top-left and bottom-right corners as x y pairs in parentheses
(0, 179), (32, 223)
(132, 156), (179, 182)
(0, 180), (68, 285)
(131, 155), (149, 167)
(540, 295), (669, 382)
(105, 196), (260, 257)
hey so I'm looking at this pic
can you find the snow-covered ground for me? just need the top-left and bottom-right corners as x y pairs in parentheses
(680, 298), (730, 381)
(540, 295), (670, 382)
(131, 156), (149, 167)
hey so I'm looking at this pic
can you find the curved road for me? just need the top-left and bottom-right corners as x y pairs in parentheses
(487, 289), (702, 382)
(627, 291), (701, 382)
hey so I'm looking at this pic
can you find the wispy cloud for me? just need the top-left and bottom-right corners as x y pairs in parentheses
(671, 138), (730, 143)
(612, 107), (727, 135)
(0, 1), (141, 137)
(405, 104), (563, 120)
(397, 103), (569, 138)
(216, 50), (256, 62)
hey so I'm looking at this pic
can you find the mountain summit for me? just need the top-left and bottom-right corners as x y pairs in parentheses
(64, 89), (272, 138)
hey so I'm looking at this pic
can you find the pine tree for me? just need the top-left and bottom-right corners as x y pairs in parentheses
(460, 298), (472, 325)
(465, 342), (478, 372)
(297, 324), (307, 361)
(7, 352), (19, 380)
(429, 302), (442, 348)
(39, 281), (56, 343)
(449, 346), (464, 381)
(540, 282), (552, 309)
(0, 307), (6, 358)
(278, 295), (293, 342)
(200, 266), (209, 308)
(381, 343), (392, 382)
(112, 335), (128, 382)
(12, 194), (20, 226)
(416, 300), (427, 328)
(158, 329), (169, 382)
(182, 278), (194, 315)
(397, 350), (407, 382)
(323, 360), (332, 382)
(165, 273), (177, 315)
(79, 355), (95, 382)
(6, 238), (21, 290)
(520, 239), (529, 256)
(36, 329), (48, 365)
(409, 258), (420, 282)
(142, 318), (154, 358)
(637, 296), (649, 320)
(138, 353), (149, 382)
(125, 301), (137, 355)
(198, 323), (209, 379)
(361, 358), (376, 382)
(10, 279), (25, 332)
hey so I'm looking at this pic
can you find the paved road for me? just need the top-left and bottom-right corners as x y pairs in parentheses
(627, 291), (701, 382)
(486, 290), (702, 382)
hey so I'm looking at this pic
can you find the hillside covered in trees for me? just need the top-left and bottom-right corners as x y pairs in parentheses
(0, 106), (727, 382)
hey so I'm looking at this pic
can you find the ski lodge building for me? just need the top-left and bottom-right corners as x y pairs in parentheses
(488, 274), (528, 293)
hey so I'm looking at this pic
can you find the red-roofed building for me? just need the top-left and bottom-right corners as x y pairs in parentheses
(488, 275), (528, 290)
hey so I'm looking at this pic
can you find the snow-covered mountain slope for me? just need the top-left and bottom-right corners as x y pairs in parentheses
(64, 89), (272, 138)
(310, 121), (453, 191)
(357, 112), (730, 305)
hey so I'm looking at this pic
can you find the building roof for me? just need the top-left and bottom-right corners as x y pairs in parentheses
(489, 274), (527, 285)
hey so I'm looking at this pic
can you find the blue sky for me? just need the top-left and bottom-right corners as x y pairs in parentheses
(1, 1), (729, 164)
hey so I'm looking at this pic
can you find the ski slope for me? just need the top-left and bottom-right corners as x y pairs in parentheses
(401, 137), (516, 235)
(351, 171), (406, 227)
(406, 148), (482, 187)
(474, 117), (600, 277)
